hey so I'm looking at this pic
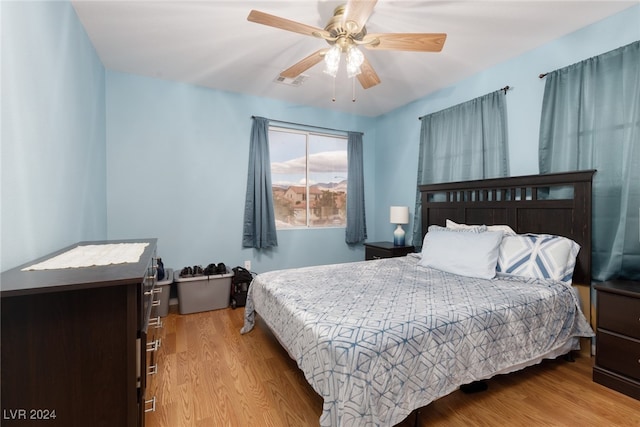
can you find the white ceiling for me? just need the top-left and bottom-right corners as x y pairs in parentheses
(71, 1), (637, 117)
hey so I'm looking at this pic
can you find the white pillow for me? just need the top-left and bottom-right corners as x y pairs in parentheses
(420, 230), (504, 279)
(428, 224), (487, 233)
(496, 234), (580, 284)
(446, 219), (516, 235)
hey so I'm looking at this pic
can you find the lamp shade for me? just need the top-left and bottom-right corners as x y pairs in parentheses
(390, 206), (409, 224)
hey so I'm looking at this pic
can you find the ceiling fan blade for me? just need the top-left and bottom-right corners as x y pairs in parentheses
(343, 0), (377, 33)
(247, 10), (330, 38)
(363, 33), (447, 52)
(357, 56), (381, 89)
(280, 49), (327, 78)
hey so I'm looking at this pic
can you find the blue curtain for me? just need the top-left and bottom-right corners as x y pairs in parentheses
(539, 41), (640, 281)
(242, 117), (278, 249)
(346, 132), (367, 244)
(412, 90), (510, 249)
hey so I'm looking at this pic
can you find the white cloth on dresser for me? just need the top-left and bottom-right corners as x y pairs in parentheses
(22, 243), (149, 271)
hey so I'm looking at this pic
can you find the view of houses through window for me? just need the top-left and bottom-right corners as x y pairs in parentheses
(269, 127), (348, 228)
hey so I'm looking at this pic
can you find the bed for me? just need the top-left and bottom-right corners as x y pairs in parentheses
(241, 170), (596, 427)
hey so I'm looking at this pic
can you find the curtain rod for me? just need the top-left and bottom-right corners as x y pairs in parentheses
(417, 85), (511, 120)
(251, 116), (363, 136)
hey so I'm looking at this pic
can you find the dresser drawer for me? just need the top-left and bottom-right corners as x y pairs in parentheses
(596, 331), (640, 381)
(598, 291), (640, 339)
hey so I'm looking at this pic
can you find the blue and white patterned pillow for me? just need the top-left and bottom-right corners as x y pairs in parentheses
(496, 234), (580, 284)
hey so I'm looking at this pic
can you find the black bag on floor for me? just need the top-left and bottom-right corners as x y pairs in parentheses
(230, 266), (253, 309)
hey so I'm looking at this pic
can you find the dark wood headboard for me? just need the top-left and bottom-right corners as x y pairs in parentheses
(419, 170), (596, 285)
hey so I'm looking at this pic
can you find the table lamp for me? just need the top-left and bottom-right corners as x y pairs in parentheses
(390, 206), (409, 246)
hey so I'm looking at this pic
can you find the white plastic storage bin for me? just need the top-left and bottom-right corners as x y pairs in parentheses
(153, 268), (173, 317)
(174, 269), (233, 314)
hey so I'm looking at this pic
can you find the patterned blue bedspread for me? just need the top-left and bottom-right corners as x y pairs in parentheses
(241, 254), (594, 427)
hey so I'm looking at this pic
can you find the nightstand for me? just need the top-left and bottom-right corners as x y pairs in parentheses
(364, 241), (414, 261)
(593, 280), (640, 400)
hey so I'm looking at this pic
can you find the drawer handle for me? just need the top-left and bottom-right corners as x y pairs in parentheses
(144, 396), (156, 413)
(151, 299), (161, 307)
(372, 255), (381, 260)
(145, 287), (161, 297)
(148, 364), (158, 375)
(149, 316), (163, 329)
(146, 339), (161, 352)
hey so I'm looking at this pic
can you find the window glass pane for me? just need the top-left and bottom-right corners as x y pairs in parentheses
(270, 129), (307, 228)
(269, 128), (348, 229)
(308, 134), (348, 227)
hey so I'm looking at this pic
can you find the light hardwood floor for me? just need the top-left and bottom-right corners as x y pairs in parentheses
(146, 306), (640, 427)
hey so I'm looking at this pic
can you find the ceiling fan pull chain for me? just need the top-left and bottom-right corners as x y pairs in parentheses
(352, 77), (357, 102)
(332, 76), (336, 102)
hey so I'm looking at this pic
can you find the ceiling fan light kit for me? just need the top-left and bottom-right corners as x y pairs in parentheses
(323, 45), (341, 77)
(323, 44), (364, 79)
(345, 45), (365, 78)
(247, 0), (446, 101)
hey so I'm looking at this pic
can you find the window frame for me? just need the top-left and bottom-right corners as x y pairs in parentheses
(268, 125), (348, 230)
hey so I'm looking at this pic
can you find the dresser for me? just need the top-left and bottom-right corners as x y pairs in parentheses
(1, 239), (159, 426)
(593, 280), (640, 400)
(364, 241), (415, 260)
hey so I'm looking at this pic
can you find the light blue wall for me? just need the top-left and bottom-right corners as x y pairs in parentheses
(1, 1), (107, 271)
(2, 1), (638, 274)
(105, 72), (376, 272)
(372, 5), (640, 245)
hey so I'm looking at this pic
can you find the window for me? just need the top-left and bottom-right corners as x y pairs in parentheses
(269, 127), (348, 229)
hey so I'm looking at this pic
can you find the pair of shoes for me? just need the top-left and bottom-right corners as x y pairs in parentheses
(180, 266), (193, 277)
(179, 265), (205, 277)
(203, 263), (217, 275)
(203, 262), (227, 275)
(216, 262), (227, 274)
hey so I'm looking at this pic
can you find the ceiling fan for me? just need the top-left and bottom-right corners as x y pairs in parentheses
(247, 0), (447, 90)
